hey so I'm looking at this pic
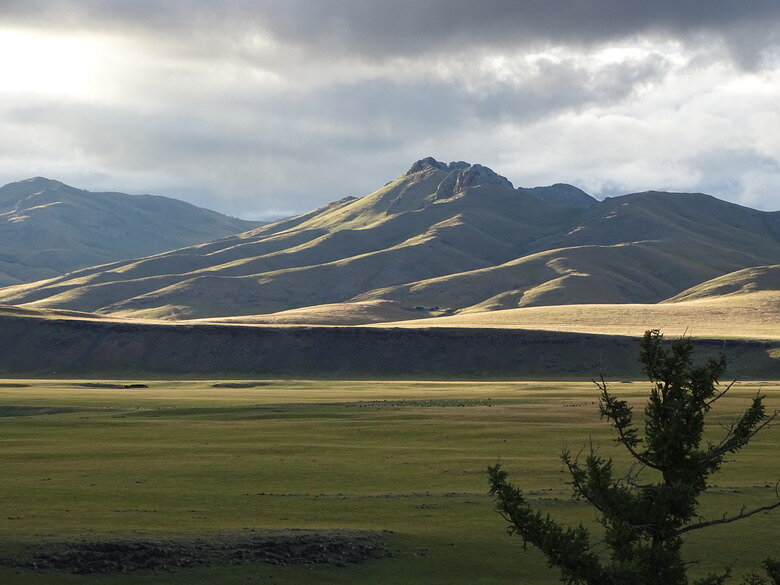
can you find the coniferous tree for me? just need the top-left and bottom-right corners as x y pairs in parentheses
(488, 330), (778, 585)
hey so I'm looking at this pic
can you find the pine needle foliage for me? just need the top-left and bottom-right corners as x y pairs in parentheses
(488, 330), (778, 585)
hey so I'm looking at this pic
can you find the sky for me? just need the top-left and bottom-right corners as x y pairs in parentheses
(1, 1), (779, 219)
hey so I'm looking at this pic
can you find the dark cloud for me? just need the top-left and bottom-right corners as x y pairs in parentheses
(2, 1), (778, 66)
(256, 1), (780, 63)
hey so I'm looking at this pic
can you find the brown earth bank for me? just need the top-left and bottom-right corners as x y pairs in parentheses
(0, 314), (776, 379)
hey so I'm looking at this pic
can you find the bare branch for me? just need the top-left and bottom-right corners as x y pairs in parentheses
(706, 379), (736, 406)
(677, 500), (780, 535)
(622, 462), (648, 490)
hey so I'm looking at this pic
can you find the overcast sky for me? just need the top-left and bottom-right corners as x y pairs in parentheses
(1, 1), (778, 218)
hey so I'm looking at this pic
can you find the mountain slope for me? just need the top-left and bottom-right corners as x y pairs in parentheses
(354, 192), (780, 311)
(0, 160), (583, 317)
(0, 160), (778, 320)
(664, 264), (780, 302)
(193, 300), (423, 326)
(0, 177), (263, 286)
(520, 183), (597, 209)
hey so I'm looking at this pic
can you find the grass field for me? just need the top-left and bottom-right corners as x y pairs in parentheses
(0, 379), (777, 584)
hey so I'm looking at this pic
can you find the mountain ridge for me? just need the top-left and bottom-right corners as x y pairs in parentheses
(0, 158), (777, 319)
(0, 177), (264, 286)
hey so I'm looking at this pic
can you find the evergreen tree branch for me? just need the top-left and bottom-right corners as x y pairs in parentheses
(595, 376), (661, 471)
(488, 463), (607, 585)
(699, 408), (777, 465)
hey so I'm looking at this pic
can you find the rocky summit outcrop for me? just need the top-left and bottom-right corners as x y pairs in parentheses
(454, 163), (513, 192)
(405, 157), (470, 175)
(400, 160), (515, 207)
(407, 158), (513, 198)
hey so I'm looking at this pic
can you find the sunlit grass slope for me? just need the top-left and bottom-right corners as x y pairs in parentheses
(375, 265), (780, 339)
(664, 264), (780, 302)
(376, 293), (779, 339)
(193, 300), (423, 325)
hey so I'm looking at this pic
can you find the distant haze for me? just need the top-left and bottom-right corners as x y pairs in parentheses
(0, 2), (779, 218)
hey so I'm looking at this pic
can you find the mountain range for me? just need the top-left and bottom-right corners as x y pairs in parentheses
(0, 158), (777, 322)
(0, 177), (263, 286)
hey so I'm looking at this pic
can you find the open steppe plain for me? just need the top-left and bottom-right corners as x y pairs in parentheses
(0, 378), (777, 584)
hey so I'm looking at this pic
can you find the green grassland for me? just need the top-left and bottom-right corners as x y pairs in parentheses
(0, 379), (777, 584)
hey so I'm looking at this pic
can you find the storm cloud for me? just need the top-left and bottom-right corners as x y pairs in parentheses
(0, 1), (778, 217)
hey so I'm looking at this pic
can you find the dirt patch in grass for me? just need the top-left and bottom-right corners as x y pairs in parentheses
(4, 530), (392, 574)
(73, 383), (149, 389)
(339, 398), (494, 408)
(0, 383), (30, 388)
(0, 405), (76, 417)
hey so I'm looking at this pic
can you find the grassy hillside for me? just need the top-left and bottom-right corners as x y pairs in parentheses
(0, 177), (263, 286)
(665, 263), (780, 302)
(194, 300), (424, 325)
(0, 161), (777, 319)
(170, 265), (779, 334)
(0, 160), (582, 317)
(376, 292), (779, 340)
(374, 265), (779, 339)
(356, 194), (780, 312)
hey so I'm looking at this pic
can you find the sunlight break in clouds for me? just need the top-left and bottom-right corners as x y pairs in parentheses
(0, 29), (103, 97)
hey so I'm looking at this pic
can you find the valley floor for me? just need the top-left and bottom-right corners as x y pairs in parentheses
(0, 379), (777, 584)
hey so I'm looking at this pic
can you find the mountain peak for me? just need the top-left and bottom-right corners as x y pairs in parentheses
(0, 177), (68, 205)
(405, 157), (472, 175)
(406, 156), (446, 174)
(16, 176), (63, 187)
(0, 177), (263, 286)
(405, 157), (513, 192)
(1, 176), (63, 191)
